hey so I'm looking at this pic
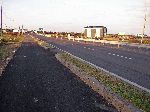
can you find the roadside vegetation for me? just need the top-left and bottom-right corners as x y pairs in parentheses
(0, 33), (23, 59)
(58, 53), (150, 112)
(1, 33), (24, 43)
(105, 35), (150, 44)
(0, 46), (7, 60)
(0, 33), (24, 75)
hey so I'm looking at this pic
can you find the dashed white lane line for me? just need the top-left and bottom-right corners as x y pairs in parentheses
(83, 47), (94, 51)
(108, 53), (132, 60)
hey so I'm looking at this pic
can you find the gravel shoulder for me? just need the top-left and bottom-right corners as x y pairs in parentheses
(0, 36), (118, 112)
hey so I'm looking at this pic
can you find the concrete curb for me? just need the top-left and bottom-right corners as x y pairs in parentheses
(55, 54), (143, 112)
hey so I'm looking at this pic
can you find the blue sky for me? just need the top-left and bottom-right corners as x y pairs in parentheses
(1, 0), (150, 35)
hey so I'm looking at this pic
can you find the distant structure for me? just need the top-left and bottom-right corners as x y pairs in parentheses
(118, 32), (125, 36)
(84, 26), (107, 38)
(38, 28), (44, 33)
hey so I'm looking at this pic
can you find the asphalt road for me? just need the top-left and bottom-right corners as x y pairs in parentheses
(32, 34), (150, 90)
(0, 36), (117, 112)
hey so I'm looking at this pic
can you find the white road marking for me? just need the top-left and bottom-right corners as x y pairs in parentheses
(88, 48), (90, 50)
(108, 52), (133, 60)
(84, 47), (86, 48)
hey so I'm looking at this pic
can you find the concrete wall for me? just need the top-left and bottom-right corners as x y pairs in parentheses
(91, 29), (96, 38)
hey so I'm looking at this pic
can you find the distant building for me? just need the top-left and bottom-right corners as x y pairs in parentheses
(23, 29), (28, 33)
(38, 28), (44, 33)
(84, 26), (107, 38)
(137, 33), (148, 37)
(118, 32), (125, 36)
(13, 29), (19, 33)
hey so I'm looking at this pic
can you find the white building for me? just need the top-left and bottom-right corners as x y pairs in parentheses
(13, 29), (19, 33)
(84, 26), (107, 38)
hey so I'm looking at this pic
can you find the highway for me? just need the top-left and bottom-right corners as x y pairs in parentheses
(32, 34), (150, 91)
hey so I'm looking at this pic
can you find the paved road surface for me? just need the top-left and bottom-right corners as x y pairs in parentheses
(0, 36), (117, 112)
(32, 34), (150, 90)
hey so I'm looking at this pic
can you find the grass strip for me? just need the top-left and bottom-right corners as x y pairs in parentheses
(31, 36), (53, 49)
(0, 46), (8, 60)
(59, 53), (150, 112)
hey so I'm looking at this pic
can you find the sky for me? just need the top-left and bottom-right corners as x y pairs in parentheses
(1, 0), (150, 35)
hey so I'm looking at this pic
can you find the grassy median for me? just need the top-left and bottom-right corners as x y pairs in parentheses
(58, 53), (150, 112)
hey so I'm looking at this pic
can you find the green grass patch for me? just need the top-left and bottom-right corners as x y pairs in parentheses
(59, 53), (150, 112)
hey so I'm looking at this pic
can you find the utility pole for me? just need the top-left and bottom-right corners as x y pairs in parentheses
(22, 25), (23, 35)
(0, 5), (2, 38)
(141, 13), (147, 44)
